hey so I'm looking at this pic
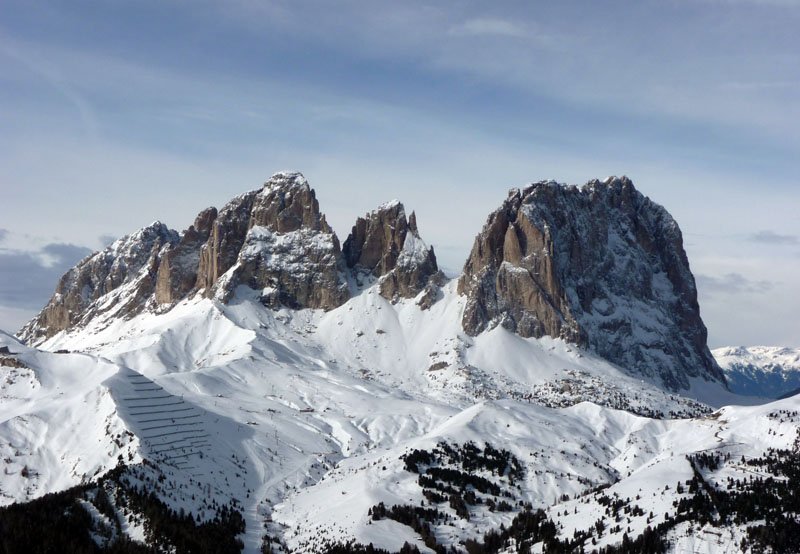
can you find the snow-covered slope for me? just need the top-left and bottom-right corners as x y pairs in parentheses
(2, 279), (788, 553)
(714, 346), (800, 398)
(0, 331), (139, 504)
(3, 174), (792, 553)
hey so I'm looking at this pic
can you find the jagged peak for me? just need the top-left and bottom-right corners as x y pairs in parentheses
(375, 198), (403, 212)
(408, 210), (418, 234)
(108, 221), (178, 254)
(262, 171), (310, 193)
(343, 198), (441, 305)
(506, 176), (640, 204)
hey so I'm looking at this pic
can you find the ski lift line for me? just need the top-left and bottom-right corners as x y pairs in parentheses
(128, 407), (196, 416)
(132, 387), (163, 392)
(138, 421), (204, 432)
(136, 414), (202, 424)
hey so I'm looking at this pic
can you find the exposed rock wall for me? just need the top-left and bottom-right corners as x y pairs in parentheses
(196, 191), (258, 293)
(459, 176), (723, 389)
(156, 207), (217, 306)
(20, 172), (351, 343)
(206, 172), (349, 309)
(19, 172), (721, 391)
(18, 223), (178, 343)
(343, 201), (443, 306)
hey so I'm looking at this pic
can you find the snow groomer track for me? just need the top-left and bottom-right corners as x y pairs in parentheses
(116, 368), (210, 473)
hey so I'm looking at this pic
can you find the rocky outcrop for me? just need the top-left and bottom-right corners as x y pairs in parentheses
(221, 226), (347, 310)
(19, 173), (353, 344)
(22, 173), (720, 392)
(459, 177), (724, 390)
(155, 207), (217, 306)
(206, 172), (349, 309)
(343, 201), (443, 307)
(196, 191), (258, 293)
(459, 190), (582, 344)
(18, 222), (178, 344)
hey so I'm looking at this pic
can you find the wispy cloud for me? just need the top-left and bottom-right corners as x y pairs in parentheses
(696, 272), (775, 295)
(0, 35), (100, 141)
(749, 230), (799, 245)
(449, 17), (527, 38)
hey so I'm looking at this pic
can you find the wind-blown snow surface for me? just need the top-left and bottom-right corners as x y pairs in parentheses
(1, 281), (790, 552)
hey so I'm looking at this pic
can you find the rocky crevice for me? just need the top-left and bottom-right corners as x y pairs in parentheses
(156, 207), (217, 306)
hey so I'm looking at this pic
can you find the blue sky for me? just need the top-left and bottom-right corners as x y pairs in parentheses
(1, 0), (798, 347)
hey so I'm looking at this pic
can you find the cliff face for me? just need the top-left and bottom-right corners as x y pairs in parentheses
(458, 177), (723, 390)
(155, 207), (217, 306)
(343, 201), (443, 307)
(201, 172), (349, 309)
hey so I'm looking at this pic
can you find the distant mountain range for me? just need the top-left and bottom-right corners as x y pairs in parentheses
(714, 345), (800, 398)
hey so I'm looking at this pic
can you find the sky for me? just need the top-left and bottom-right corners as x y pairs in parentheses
(1, 0), (798, 348)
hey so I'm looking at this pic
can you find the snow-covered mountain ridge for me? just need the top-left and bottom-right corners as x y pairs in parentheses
(3, 172), (795, 553)
(714, 346), (800, 399)
(0, 292), (795, 553)
(19, 172), (721, 393)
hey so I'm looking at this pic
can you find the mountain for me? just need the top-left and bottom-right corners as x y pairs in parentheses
(458, 177), (723, 391)
(19, 173), (721, 395)
(17, 221), (179, 345)
(19, 172), (443, 346)
(713, 345), (800, 398)
(343, 200), (443, 308)
(4, 172), (790, 554)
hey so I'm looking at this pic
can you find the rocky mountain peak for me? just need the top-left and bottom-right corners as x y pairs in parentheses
(459, 177), (724, 390)
(18, 221), (179, 344)
(196, 172), (347, 309)
(250, 171), (333, 234)
(343, 200), (443, 308)
(19, 173), (721, 392)
(20, 173), (354, 344)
